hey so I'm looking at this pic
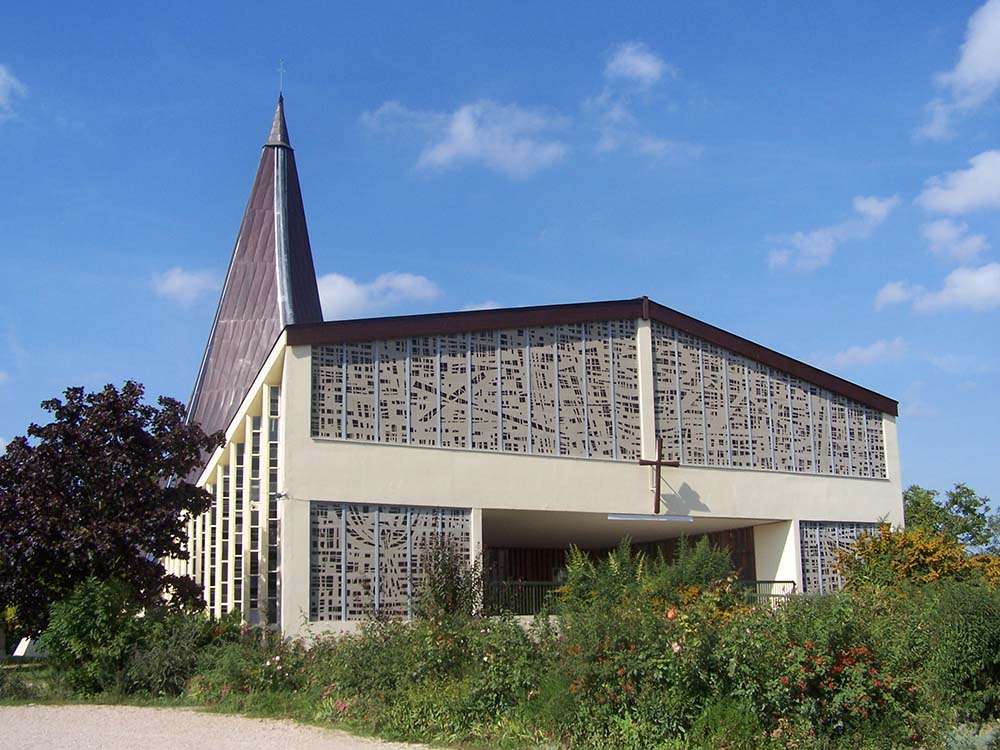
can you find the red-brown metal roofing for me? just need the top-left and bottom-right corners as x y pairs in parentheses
(188, 97), (322, 440)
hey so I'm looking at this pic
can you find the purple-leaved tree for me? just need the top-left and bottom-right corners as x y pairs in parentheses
(0, 381), (222, 637)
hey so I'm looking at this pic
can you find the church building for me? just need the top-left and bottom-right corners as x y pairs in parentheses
(167, 97), (903, 637)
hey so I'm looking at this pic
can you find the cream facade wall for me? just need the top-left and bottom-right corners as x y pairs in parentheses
(283, 342), (903, 524)
(279, 336), (901, 636)
(177, 320), (903, 637)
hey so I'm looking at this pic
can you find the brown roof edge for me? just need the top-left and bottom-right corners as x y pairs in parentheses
(646, 301), (898, 416)
(285, 296), (899, 416)
(286, 298), (646, 345)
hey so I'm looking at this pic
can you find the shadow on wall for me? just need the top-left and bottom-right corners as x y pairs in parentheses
(659, 482), (711, 515)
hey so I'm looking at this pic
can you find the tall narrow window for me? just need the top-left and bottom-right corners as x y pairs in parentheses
(249, 417), (262, 612)
(233, 443), (245, 613)
(267, 387), (280, 627)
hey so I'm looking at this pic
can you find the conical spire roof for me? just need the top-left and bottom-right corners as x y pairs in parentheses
(188, 96), (323, 442)
(267, 94), (290, 147)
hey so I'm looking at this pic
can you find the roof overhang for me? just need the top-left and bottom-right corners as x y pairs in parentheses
(285, 296), (898, 416)
(196, 329), (289, 486)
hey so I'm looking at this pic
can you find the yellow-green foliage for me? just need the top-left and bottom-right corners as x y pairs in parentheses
(839, 524), (1000, 588)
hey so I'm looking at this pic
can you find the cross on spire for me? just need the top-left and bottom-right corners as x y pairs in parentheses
(278, 59), (286, 94)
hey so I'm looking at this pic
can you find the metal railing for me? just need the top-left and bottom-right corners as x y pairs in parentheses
(481, 579), (796, 615)
(735, 579), (796, 605)
(483, 580), (560, 616)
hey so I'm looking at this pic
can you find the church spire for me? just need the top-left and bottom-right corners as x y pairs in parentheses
(267, 94), (291, 147)
(188, 95), (323, 441)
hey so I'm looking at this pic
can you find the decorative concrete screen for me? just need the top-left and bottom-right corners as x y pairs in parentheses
(310, 321), (641, 461)
(799, 520), (877, 593)
(310, 501), (471, 621)
(651, 322), (888, 478)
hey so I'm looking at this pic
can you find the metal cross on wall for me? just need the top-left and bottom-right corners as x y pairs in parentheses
(638, 437), (680, 514)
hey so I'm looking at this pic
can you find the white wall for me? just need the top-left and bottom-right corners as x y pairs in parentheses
(282, 344), (903, 524)
(752, 521), (801, 587)
(267, 340), (905, 635)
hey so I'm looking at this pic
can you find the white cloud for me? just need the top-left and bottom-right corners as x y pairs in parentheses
(918, 0), (1000, 139)
(587, 43), (698, 162)
(769, 195), (900, 272)
(461, 300), (500, 311)
(921, 218), (989, 261)
(874, 280), (922, 310)
(318, 271), (441, 320)
(152, 267), (220, 306)
(588, 92), (701, 160)
(362, 100), (568, 179)
(0, 64), (26, 120)
(913, 262), (1000, 311)
(605, 42), (672, 88)
(0, 370), (9, 385)
(929, 353), (994, 375)
(829, 338), (906, 368)
(360, 100), (446, 132)
(916, 151), (1000, 214)
(899, 380), (938, 419)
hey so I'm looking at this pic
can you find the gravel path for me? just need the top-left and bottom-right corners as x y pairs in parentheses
(0, 704), (429, 750)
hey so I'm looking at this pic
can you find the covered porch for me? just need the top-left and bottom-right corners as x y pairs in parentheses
(481, 508), (797, 614)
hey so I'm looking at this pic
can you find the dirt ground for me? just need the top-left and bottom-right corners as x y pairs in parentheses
(0, 704), (428, 749)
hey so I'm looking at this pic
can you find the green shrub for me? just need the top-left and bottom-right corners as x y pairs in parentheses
(549, 540), (739, 747)
(188, 628), (307, 706)
(126, 609), (241, 695)
(36, 576), (243, 697)
(687, 697), (764, 750)
(306, 615), (545, 744)
(0, 666), (34, 700)
(24, 548), (1000, 749)
(841, 524), (999, 589)
(650, 535), (735, 598)
(714, 593), (928, 741)
(413, 539), (482, 620)
(897, 581), (1000, 722)
(37, 577), (143, 694)
(557, 538), (734, 615)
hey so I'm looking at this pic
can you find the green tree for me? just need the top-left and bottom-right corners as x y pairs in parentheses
(0, 381), (221, 636)
(904, 483), (1000, 552)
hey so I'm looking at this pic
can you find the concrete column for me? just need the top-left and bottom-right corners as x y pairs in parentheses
(469, 507), (483, 565)
(227, 442), (238, 614)
(185, 518), (194, 578)
(214, 467), (225, 617)
(192, 513), (202, 591)
(280, 495), (311, 640)
(635, 318), (657, 461)
(259, 385), (271, 622)
(882, 415), (905, 527)
(201, 499), (212, 611)
(752, 520), (802, 591)
(241, 415), (254, 617)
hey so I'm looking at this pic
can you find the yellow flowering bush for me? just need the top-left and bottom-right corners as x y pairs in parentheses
(838, 523), (1000, 588)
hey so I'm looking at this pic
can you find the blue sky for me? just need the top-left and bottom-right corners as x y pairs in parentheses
(1, 1), (998, 505)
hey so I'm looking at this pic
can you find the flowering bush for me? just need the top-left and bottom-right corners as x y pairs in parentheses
(840, 524), (1000, 588)
(715, 595), (925, 739)
(187, 629), (307, 705)
(24, 540), (1000, 749)
(307, 615), (543, 743)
